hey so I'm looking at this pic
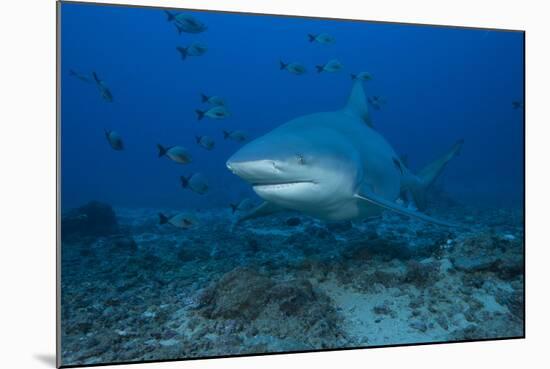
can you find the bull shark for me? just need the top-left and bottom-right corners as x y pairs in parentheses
(226, 80), (463, 227)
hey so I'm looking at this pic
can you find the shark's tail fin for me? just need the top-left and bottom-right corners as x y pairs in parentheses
(409, 139), (464, 210)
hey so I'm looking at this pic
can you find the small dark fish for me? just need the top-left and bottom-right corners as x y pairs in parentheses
(308, 33), (335, 44)
(165, 10), (207, 34)
(69, 69), (91, 83)
(92, 72), (113, 102)
(280, 61), (307, 75)
(158, 212), (195, 229)
(157, 144), (192, 164)
(195, 135), (215, 150)
(368, 96), (386, 110)
(351, 71), (373, 81)
(223, 130), (247, 142)
(104, 129), (124, 150)
(316, 59), (343, 73)
(176, 43), (207, 60)
(180, 173), (209, 195)
(201, 93), (225, 106)
(196, 106), (230, 120)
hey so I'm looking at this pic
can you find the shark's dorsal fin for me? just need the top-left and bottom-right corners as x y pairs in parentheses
(344, 80), (371, 125)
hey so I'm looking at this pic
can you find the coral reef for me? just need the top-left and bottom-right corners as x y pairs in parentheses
(60, 204), (524, 366)
(62, 201), (119, 241)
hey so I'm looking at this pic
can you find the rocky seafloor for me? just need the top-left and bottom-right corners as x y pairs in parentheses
(60, 201), (524, 366)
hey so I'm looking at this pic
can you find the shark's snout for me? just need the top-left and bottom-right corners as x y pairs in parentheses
(226, 155), (280, 184)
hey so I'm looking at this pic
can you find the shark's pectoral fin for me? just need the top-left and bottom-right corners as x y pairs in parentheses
(354, 187), (458, 227)
(231, 201), (285, 229)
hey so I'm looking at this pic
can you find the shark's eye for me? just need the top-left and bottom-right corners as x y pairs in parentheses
(296, 154), (306, 165)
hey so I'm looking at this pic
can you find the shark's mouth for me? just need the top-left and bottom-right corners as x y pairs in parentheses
(252, 180), (316, 191)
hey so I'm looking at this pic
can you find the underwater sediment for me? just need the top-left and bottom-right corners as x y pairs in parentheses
(60, 201), (524, 366)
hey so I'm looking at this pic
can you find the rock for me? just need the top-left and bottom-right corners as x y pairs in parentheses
(197, 267), (275, 320)
(62, 201), (118, 241)
(285, 217), (302, 227)
(452, 254), (499, 272)
(372, 303), (393, 315)
(355, 270), (402, 293)
(343, 238), (413, 262)
(410, 320), (427, 332)
(449, 312), (523, 341)
(496, 289), (524, 319)
(177, 247), (209, 262)
(403, 260), (440, 287)
(450, 232), (523, 279)
(194, 267), (346, 347)
(435, 315), (449, 330)
(246, 238), (260, 252)
(326, 221), (352, 233)
(110, 235), (137, 253)
(304, 225), (335, 241)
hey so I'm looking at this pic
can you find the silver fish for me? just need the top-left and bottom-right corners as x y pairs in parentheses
(280, 61), (307, 75)
(351, 71), (373, 81)
(180, 173), (209, 195)
(176, 43), (207, 60)
(195, 135), (215, 150)
(69, 69), (91, 83)
(223, 130), (247, 142)
(165, 11), (207, 34)
(308, 33), (335, 44)
(316, 59), (343, 73)
(201, 93), (225, 106)
(92, 72), (113, 102)
(157, 144), (192, 164)
(105, 129), (124, 150)
(158, 212), (195, 229)
(196, 106), (230, 120)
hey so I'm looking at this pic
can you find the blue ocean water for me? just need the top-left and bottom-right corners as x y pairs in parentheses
(60, 3), (524, 211)
(59, 2), (525, 366)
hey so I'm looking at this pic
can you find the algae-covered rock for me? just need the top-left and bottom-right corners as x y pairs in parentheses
(62, 201), (119, 241)
(450, 232), (523, 280)
(194, 267), (346, 348)
(197, 267), (275, 320)
(403, 260), (441, 287)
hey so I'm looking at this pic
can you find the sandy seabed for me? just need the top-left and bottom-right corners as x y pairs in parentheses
(60, 202), (524, 366)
